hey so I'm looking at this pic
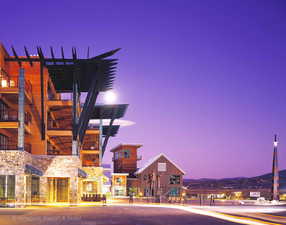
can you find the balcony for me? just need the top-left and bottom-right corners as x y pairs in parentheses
(0, 110), (32, 132)
(47, 149), (72, 155)
(47, 99), (72, 107)
(47, 122), (99, 136)
(0, 143), (31, 153)
(0, 78), (33, 102)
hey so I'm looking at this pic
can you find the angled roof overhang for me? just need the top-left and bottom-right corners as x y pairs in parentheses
(5, 47), (120, 93)
(103, 125), (120, 137)
(91, 104), (128, 119)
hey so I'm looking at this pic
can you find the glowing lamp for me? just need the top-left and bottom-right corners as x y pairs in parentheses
(1, 79), (7, 87)
(274, 141), (278, 147)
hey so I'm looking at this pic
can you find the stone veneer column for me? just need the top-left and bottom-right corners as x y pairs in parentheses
(40, 177), (48, 203)
(69, 176), (79, 204)
(15, 175), (25, 205)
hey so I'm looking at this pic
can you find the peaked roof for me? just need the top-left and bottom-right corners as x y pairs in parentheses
(110, 143), (143, 152)
(135, 153), (186, 175)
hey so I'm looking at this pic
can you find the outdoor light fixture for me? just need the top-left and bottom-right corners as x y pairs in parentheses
(104, 90), (117, 104)
(274, 135), (278, 147)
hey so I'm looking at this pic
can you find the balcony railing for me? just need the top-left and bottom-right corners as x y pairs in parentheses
(48, 93), (72, 101)
(82, 145), (99, 151)
(48, 120), (98, 131)
(0, 78), (32, 97)
(0, 110), (32, 125)
(0, 143), (31, 153)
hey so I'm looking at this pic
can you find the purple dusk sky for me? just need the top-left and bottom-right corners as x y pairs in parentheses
(0, 0), (286, 179)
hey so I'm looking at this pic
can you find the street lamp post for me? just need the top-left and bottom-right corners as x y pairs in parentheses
(272, 134), (279, 201)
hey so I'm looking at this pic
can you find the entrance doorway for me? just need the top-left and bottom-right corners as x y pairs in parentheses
(48, 178), (69, 202)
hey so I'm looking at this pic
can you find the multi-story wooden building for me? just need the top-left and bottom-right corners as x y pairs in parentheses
(111, 144), (142, 196)
(110, 144), (185, 197)
(0, 43), (127, 205)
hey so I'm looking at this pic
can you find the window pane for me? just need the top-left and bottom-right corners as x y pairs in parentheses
(170, 175), (180, 184)
(0, 175), (5, 198)
(31, 176), (40, 201)
(158, 163), (166, 172)
(7, 175), (15, 200)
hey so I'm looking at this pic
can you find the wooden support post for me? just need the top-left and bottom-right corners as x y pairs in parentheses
(99, 118), (103, 167)
(18, 68), (25, 151)
(72, 70), (80, 155)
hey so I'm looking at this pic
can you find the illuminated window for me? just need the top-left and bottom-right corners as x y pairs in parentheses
(86, 183), (93, 192)
(0, 175), (15, 200)
(1, 79), (7, 88)
(169, 175), (180, 184)
(116, 177), (122, 184)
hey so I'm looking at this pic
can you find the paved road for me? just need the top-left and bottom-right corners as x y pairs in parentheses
(0, 206), (239, 225)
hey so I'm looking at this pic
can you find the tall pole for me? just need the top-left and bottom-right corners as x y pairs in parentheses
(272, 134), (279, 201)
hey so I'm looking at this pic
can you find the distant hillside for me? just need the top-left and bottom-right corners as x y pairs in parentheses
(184, 169), (286, 190)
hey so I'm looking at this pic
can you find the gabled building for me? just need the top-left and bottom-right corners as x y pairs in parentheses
(110, 143), (185, 197)
(0, 43), (127, 205)
(135, 153), (185, 197)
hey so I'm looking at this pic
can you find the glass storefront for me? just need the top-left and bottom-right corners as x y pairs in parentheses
(31, 176), (40, 202)
(48, 178), (69, 202)
(0, 175), (15, 200)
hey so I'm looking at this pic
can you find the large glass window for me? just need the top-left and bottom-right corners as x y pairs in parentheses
(0, 175), (15, 200)
(169, 175), (180, 184)
(0, 134), (8, 150)
(31, 176), (40, 202)
(0, 100), (8, 121)
(0, 176), (5, 198)
(123, 149), (130, 158)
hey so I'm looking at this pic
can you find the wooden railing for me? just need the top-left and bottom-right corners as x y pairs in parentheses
(0, 109), (32, 125)
(0, 143), (31, 153)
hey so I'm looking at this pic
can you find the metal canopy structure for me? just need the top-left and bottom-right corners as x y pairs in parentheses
(91, 104), (128, 119)
(5, 46), (121, 156)
(102, 125), (120, 137)
(90, 104), (128, 156)
(7, 46), (119, 93)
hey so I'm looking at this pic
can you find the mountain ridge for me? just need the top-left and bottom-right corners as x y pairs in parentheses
(184, 169), (286, 190)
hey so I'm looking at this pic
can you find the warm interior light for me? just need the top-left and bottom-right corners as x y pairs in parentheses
(104, 90), (117, 104)
(1, 79), (8, 87)
(9, 80), (15, 87)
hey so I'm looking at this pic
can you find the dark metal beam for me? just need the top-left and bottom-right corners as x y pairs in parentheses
(50, 47), (56, 65)
(24, 46), (33, 66)
(11, 46), (21, 67)
(101, 118), (115, 157)
(61, 46), (66, 65)
(101, 108), (118, 156)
